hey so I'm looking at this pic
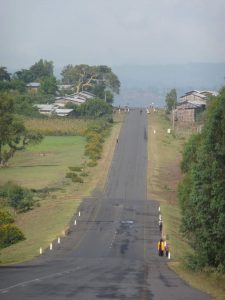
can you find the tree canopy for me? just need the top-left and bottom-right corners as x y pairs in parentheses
(0, 94), (43, 167)
(61, 64), (120, 102)
(0, 67), (11, 81)
(165, 88), (177, 113)
(14, 59), (54, 84)
(178, 87), (225, 271)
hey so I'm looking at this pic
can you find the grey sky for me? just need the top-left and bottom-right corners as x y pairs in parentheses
(1, 0), (225, 70)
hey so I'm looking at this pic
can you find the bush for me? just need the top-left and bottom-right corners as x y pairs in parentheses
(87, 160), (97, 167)
(0, 224), (25, 248)
(80, 172), (88, 177)
(0, 209), (14, 226)
(66, 172), (84, 183)
(72, 176), (84, 183)
(68, 166), (83, 172)
(0, 182), (35, 212)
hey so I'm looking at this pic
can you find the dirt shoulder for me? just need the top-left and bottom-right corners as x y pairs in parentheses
(147, 109), (225, 300)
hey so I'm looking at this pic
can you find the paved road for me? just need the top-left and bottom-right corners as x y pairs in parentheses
(0, 110), (211, 299)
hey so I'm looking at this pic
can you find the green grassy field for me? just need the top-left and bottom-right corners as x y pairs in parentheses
(0, 136), (86, 189)
(0, 114), (123, 264)
(148, 110), (225, 300)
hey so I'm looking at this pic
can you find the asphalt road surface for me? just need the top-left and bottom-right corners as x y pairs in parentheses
(0, 110), (212, 299)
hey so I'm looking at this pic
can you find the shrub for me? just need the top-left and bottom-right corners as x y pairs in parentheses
(72, 176), (84, 183)
(0, 224), (25, 248)
(0, 209), (14, 226)
(0, 182), (35, 212)
(66, 172), (84, 183)
(68, 166), (83, 172)
(87, 160), (97, 167)
(80, 172), (88, 177)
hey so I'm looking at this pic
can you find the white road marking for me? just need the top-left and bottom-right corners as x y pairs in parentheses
(0, 267), (80, 294)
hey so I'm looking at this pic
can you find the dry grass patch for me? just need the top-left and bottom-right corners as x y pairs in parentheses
(148, 109), (225, 300)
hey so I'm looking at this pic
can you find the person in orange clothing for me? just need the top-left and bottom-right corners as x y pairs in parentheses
(157, 238), (164, 256)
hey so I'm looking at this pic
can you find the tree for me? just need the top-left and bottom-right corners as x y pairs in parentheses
(0, 66), (11, 81)
(0, 94), (43, 167)
(165, 88), (177, 113)
(79, 98), (112, 118)
(30, 59), (54, 81)
(179, 87), (225, 270)
(13, 69), (34, 84)
(39, 76), (57, 95)
(61, 64), (120, 102)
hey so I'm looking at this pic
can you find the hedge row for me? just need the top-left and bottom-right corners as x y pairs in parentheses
(84, 118), (112, 164)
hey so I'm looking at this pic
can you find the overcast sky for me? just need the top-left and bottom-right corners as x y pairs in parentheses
(1, 0), (225, 71)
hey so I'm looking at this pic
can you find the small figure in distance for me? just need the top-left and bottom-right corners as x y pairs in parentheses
(157, 238), (164, 256)
(159, 220), (163, 233)
(165, 242), (169, 257)
(116, 137), (119, 144)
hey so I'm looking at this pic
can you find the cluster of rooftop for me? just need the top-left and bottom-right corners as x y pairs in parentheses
(175, 90), (218, 123)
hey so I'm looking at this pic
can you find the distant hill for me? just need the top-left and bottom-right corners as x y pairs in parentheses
(113, 63), (225, 107)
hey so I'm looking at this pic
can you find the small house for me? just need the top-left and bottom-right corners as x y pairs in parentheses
(26, 82), (40, 93)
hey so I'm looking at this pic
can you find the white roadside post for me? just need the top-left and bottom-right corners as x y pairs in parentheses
(40, 248), (43, 255)
(74, 219), (77, 225)
(78, 211), (81, 217)
(50, 243), (53, 250)
(57, 237), (60, 244)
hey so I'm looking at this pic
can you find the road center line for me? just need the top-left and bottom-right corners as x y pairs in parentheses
(0, 266), (81, 294)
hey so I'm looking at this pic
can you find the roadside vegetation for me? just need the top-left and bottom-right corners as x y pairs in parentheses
(0, 60), (122, 263)
(148, 93), (225, 300)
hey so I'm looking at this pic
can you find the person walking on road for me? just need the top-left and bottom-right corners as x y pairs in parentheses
(157, 238), (164, 256)
(159, 220), (163, 233)
(164, 242), (169, 257)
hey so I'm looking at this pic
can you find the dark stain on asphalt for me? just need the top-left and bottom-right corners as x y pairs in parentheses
(120, 239), (129, 254)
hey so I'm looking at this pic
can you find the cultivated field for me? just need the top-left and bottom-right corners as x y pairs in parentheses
(24, 117), (90, 136)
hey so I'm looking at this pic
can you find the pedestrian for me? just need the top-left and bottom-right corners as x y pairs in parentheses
(164, 242), (169, 257)
(157, 238), (164, 256)
(159, 220), (163, 233)
(116, 138), (119, 144)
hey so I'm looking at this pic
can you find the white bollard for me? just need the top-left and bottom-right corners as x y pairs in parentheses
(159, 214), (162, 221)
(50, 243), (53, 250)
(57, 237), (60, 244)
(40, 247), (43, 255)
(74, 219), (77, 225)
(168, 252), (171, 260)
(78, 211), (81, 217)
(158, 206), (160, 212)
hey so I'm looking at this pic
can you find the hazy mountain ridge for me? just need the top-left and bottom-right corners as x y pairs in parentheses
(113, 63), (225, 107)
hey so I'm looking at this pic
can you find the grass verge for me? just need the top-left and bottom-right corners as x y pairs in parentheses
(0, 113), (124, 264)
(147, 109), (225, 300)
